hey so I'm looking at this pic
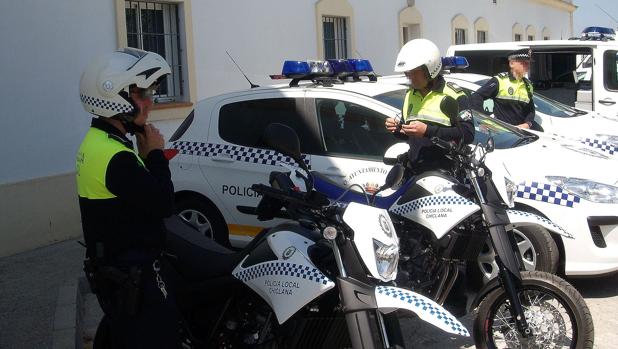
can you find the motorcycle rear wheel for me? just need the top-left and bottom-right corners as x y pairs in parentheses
(473, 271), (594, 349)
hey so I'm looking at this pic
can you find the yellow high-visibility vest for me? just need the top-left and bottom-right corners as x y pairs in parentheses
(76, 128), (144, 199)
(402, 89), (452, 127)
(495, 72), (533, 104)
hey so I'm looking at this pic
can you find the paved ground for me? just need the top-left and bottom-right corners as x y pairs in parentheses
(1, 239), (617, 348)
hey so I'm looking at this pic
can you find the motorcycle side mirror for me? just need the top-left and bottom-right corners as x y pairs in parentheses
(371, 163), (405, 204)
(383, 142), (410, 165)
(384, 164), (404, 189)
(262, 123), (302, 163)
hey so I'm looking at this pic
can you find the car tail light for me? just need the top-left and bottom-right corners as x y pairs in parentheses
(163, 149), (179, 160)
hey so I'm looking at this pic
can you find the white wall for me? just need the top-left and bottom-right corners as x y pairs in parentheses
(0, 0), (117, 185)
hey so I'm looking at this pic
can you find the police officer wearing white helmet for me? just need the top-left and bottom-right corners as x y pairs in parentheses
(76, 48), (183, 348)
(385, 39), (475, 172)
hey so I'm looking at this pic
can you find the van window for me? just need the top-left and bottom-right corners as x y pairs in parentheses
(219, 98), (321, 153)
(453, 50), (510, 76)
(604, 50), (618, 91)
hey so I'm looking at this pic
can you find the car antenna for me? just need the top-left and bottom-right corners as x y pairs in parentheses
(226, 51), (259, 88)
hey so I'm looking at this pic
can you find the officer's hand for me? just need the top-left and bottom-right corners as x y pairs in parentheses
(136, 124), (165, 159)
(401, 121), (427, 137)
(385, 117), (399, 133)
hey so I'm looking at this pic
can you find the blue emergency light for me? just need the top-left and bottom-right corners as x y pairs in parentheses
(277, 58), (377, 86)
(348, 59), (374, 74)
(581, 26), (615, 40)
(441, 56), (469, 70)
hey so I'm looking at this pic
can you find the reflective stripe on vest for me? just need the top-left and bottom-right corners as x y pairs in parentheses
(495, 74), (533, 104)
(402, 89), (452, 127)
(76, 128), (144, 199)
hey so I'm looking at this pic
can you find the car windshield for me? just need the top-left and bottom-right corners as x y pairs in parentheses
(373, 89), (536, 149)
(533, 93), (584, 118)
(473, 77), (584, 118)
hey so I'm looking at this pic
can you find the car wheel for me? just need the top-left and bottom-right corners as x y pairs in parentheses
(175, 196), (231, 247)
(471, 225), (559, 285)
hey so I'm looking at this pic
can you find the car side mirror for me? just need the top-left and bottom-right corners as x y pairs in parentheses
(486, 137), (495, 153)
(262, 123), (302, 162)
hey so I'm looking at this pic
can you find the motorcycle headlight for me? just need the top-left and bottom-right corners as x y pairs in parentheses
(546, 176), (618, 204)
(505, 177), (517, 208)
(373, 239), (399, 281)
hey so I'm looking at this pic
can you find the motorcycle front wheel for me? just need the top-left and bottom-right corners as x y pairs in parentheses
(473, 271), (594, 349)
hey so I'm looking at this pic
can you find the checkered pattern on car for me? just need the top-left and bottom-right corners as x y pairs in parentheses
(171, 141), (310, 168)
(506, 209), (573, 239)
(376, 286), (469, 337)
(234, 261), (333, 286)
(581, 138), (616, 155)
(80, 94), (133, 114)
(516, 181), (580, 208)
(389, 195), (475, 216)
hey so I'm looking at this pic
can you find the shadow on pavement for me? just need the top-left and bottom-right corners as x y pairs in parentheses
(568, 272), (618, 299)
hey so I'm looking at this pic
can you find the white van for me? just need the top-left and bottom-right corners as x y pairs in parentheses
(447, 40), (618, 119)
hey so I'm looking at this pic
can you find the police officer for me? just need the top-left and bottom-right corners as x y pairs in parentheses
(471, 48), (535, 129)
(76, 48), (182, 348)
(385, 39), (475, 171)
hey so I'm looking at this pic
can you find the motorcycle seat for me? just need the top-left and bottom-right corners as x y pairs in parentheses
(164, 216), (244, 282)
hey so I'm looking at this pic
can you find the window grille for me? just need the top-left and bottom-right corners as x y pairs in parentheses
(528, 35), (535, 41)
(323, 16), (348, 59)
(125, 1), (183, 102)
(477, 30), (487, 43)
(514, 33), (522, 41)
(455, 29), (466, 44)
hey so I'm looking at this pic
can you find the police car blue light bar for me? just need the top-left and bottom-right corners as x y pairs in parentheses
(581, 26), (615, 40)
(274, 59), (377, 86)
(441, 56), (469, 70)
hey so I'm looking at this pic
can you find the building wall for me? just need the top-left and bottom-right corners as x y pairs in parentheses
(0, 0), (574, 256)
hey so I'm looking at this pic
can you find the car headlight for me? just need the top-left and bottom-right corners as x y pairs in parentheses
(505, 177), (517, 208)
(546, 176), (618, 204)
(373, 239), (399, 281)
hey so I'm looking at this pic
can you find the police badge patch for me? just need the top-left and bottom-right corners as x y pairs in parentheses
(508, 87), (514, 95)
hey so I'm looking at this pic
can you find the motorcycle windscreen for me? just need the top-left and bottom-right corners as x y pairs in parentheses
(375, 285), (470, 337)
(232, 230), (335, 324)
(342, 202), (399, 282)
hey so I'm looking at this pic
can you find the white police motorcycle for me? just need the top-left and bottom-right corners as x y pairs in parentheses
(310, 136), (594, 349)
(154, 123), (470, 348)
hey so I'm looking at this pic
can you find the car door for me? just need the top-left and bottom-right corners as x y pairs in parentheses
(595, 47), (618, 119)
(305, 90), (401, 194)
(202, 89), (321, 235)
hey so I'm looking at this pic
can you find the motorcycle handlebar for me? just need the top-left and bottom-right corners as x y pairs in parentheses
(251, 184), (323, 210)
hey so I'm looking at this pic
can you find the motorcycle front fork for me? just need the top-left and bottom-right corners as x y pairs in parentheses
(489, 225), (532, 338)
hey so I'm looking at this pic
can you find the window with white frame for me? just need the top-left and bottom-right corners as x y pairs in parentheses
(455, 29), (466, 44)
(528, 35), (534, 41)
(514, 34), (522, 41)
(125, 1), (183, 103)
(323, 16), (348, 59)
(477, 30), (487, 43)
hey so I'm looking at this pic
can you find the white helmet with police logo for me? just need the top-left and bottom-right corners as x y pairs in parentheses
(79, 48), (171, 119)
(394, 38), (442, 79)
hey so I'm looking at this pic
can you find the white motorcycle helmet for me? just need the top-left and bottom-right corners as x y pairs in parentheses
(79, 48), (171, 120)
(394, 39), (442, 79)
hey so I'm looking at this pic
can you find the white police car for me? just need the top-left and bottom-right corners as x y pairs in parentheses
(380, 72), (618, 157)
(166, 58), (618, 278)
